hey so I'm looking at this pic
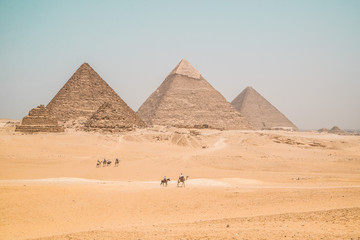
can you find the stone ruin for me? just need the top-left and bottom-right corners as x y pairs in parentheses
(85, 102), (146, 132)
(15, 105), (64, 133)
(318, 126), (345, 135)
(137, 59), (253, 130)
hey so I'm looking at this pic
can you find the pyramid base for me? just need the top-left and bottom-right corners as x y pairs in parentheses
(15, 125), (65, 133)
(84, 126), (134, 133)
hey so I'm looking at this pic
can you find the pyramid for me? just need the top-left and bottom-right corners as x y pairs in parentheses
(329, 126), (345, 134)
(15, 105), (64, 133)
(85, 102), (146, 132)
(47, 63), (140, 127)
(137, 59), (252, 130)
(231, 86), (298, 131)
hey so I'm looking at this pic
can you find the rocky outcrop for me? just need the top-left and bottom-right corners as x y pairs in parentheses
(231, 86), (298, 131)
(15, 105), (64, 133)
(137, 59), (252, 130)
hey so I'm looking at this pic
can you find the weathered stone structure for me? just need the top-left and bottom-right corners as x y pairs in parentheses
(47, 63), (139, 128)
(85, 102), (146, 132)
(318, 126), (345, 135)
(231, 86), (298, 131)
(15, 105), (64, 133)
(137, 59), (252, 130)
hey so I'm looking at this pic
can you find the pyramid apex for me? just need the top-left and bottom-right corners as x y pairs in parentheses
(74, 62), (97, 74)
(169, 59), (201, 79)
(242, 86), (258, 95)
(79, 62), (91, 68)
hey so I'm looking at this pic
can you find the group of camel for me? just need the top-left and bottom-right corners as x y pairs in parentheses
(160, 176), (189, 187)
(96, 159), (188, 187)
(96, 158), (119, 168)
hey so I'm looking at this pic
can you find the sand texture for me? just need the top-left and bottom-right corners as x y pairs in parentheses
(0, 121), (359, 240)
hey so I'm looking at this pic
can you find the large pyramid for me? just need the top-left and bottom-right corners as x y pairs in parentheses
(47, 63), (139, 127)
(231, 86), (298, 130)
(137, 59), (252, 130)
(85, 102), (146, 132)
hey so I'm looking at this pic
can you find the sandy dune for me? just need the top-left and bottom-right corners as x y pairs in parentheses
(0, 122), (359, 239)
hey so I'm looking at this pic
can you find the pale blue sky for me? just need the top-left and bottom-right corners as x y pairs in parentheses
(0, 0), (359, 129)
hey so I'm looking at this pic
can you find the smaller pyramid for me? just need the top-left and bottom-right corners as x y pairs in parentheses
(318, 128), (329, 133)
(231, 87), (298, 131)
(84, 102), (146, 132)
(329, 126), (345, 134)
(15, 105), (64, 133)
(318, 126), (345, 135)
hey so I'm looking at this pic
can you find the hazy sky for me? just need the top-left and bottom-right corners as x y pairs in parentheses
(0, 0), (359, 130)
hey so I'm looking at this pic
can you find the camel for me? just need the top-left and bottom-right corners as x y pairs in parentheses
(177, 176), (189, 187)
(96, 160), (101, 168)
(114, 158), (119, 167)
(160, 178), (171, 187)
(102, 159), (107, 167)
(106, 160), (112, 166)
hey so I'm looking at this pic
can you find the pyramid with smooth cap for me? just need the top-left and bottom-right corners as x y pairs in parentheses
(137, 59), (252, 130)
(85, 102), (146, 132)
(47, 63), (144, 129)
(231, 86), (298, 130)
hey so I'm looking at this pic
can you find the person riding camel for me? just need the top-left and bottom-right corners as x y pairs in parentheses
(179, 173), (184, 181)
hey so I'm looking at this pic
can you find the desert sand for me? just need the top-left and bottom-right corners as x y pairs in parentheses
(0, 119), (360, 240)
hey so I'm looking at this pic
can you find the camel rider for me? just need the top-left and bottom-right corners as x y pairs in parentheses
(179, 173), (184, 180)
(164, 176), (167, 181)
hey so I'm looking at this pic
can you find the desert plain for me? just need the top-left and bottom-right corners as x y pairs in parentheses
(0, 120), (360, 240)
